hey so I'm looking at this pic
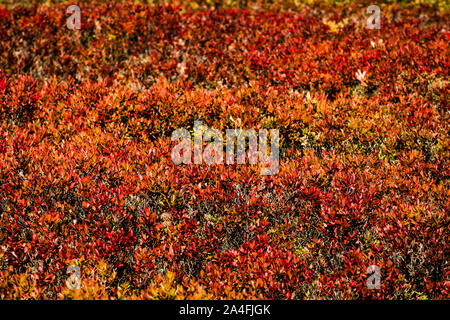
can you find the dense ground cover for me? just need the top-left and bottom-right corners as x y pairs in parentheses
(0, 0), (448, 299)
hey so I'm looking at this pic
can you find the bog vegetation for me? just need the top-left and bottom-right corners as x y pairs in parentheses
(0, 0), (448, 299)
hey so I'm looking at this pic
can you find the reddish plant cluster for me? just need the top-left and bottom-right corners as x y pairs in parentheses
(0, 1), (449, 299)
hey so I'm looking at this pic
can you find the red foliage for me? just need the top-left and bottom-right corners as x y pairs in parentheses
(0, 1), (448, 300)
